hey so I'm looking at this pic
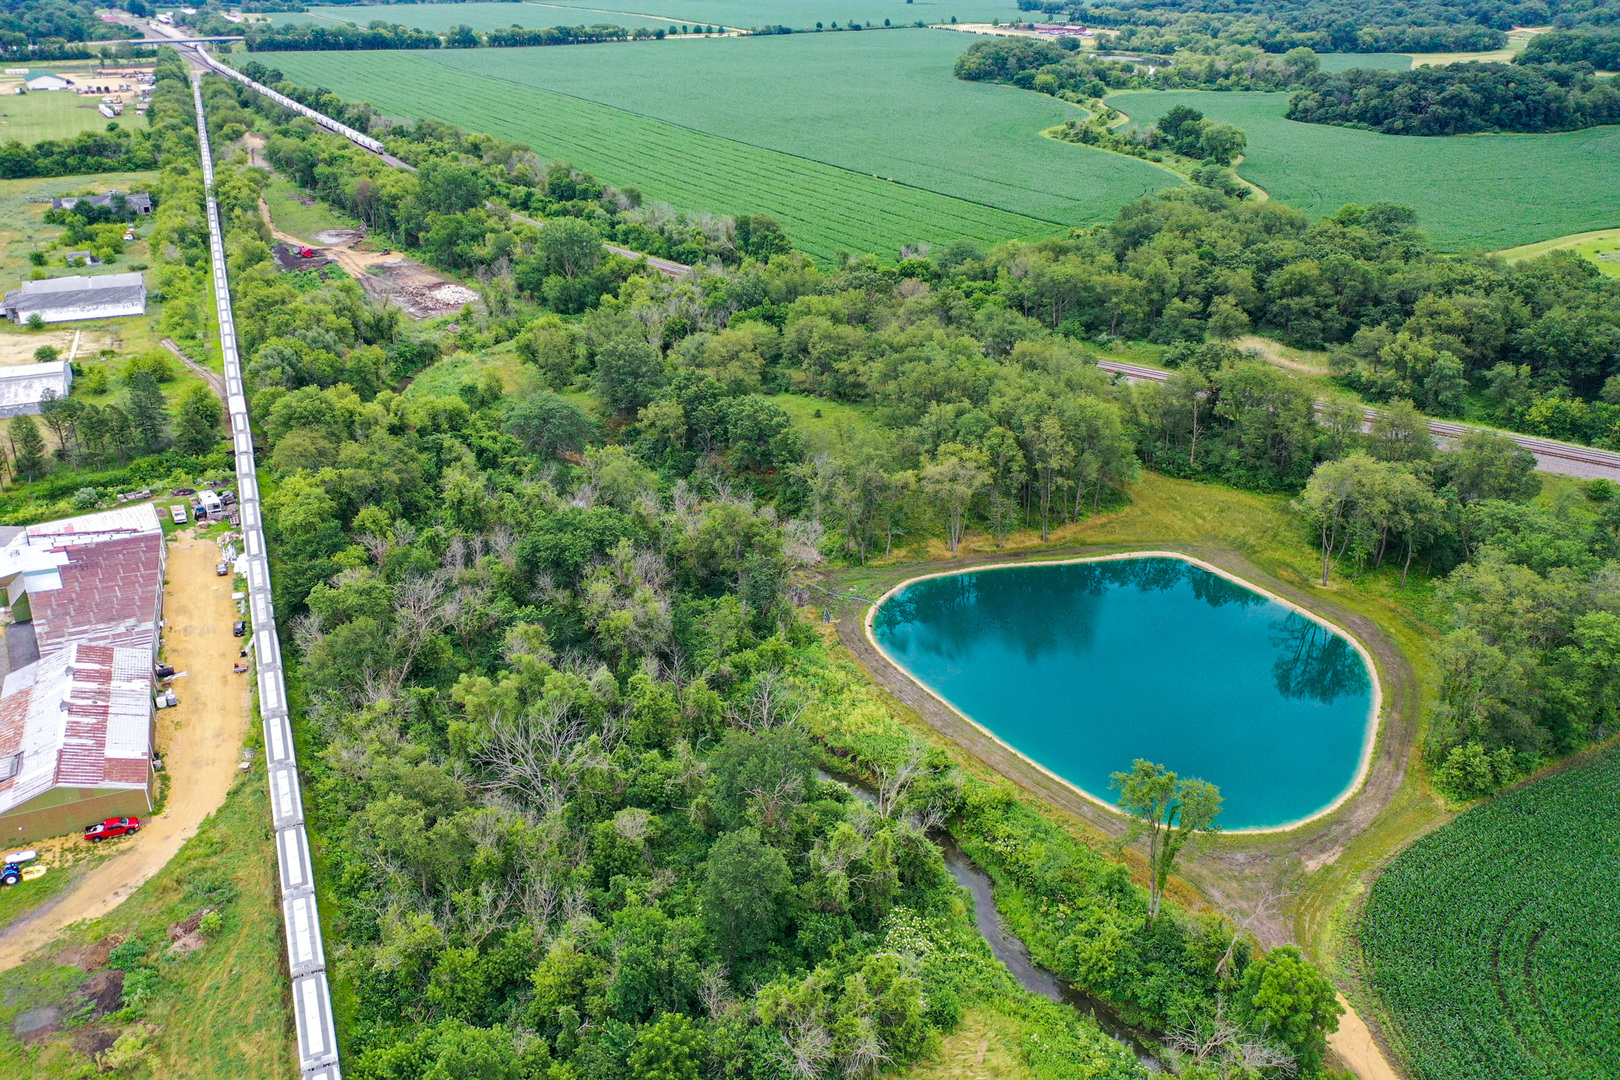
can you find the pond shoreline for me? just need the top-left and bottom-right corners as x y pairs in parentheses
(862, 550), (1383, 834)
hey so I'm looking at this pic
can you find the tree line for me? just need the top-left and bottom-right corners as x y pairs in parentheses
(1519, 27), (1620, 69)
(0, 127), (160, 181)
(1287, 62), (1620, 135)
(0, 0), (140, 50)
(242, 19), (667, 51)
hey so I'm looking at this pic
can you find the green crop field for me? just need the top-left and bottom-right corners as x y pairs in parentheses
(1106, 89), (1620, 250)
(1316, 51), (1411, 71)
(277, 0), (1023, 31)
(0, 91), (119, 145)
(259, 35), (1179, 259)
(1357, 747), (1620, 1080)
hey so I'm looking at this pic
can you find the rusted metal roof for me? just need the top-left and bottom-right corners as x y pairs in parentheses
(27, 533), (163, 660)
(0, 643), (152, 815)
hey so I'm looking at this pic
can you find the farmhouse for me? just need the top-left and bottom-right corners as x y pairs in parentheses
(50, 191), (153, 216)
(23, 73), (73, 92)
(0, 359), (72, 418)
(2, 272), (147, 324)
(0, 505), (165, 840)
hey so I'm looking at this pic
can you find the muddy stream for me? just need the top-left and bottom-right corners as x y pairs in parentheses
(822, 772), (1162, 1070)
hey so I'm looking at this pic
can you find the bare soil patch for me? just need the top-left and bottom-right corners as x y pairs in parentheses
(12, 1004), (60, 1040)
(70, 1025), (120, 1059)
(0, 327), (113, 366)
(53, 933), (121, 971)
(271, 242), (335, 272)
(76, 968), (124, 1018)
(258, 195), (477, 318)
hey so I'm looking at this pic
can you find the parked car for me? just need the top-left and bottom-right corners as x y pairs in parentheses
(216, 561), (230, 576)
(84, 817), (141, 843)
(233, 620), (246, 637)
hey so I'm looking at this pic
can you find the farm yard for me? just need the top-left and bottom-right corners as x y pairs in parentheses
(1105, 89), (1620, 250)
(1357, 747), (1620, 1080)
(257, 32), (1179, 259)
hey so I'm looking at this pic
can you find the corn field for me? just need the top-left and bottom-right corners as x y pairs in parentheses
(1358, 747), (1620, 1080)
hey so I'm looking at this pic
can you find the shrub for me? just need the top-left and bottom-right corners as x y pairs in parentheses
(33, 345), (59, 363)
(72, 487), (98, 510)
(123, 351), (176, 385)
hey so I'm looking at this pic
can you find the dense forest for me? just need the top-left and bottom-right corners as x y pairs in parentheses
(1286, 62), (1620, 134)
(169, 60), (1365, 1080)
(1518, 27), (1620, 68)
(954, 34), (1323, 94)
(1022, 0), (1620, 49)
(0, 0), (139, 49)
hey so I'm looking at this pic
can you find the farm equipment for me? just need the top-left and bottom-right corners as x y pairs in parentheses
(298, 246), (316, 259)
(1, 849), (46, 887)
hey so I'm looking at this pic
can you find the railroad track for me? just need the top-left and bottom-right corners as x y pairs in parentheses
(1095, 359), (1620, 480)
(191, 75), (340, 1080)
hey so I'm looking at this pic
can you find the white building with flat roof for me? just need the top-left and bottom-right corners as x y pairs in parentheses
(2, 273), (146, 325)
(0, 360), (72, 418)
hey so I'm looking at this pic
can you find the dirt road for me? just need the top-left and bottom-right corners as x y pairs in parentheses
(0, 532), (251, 969)
(162, 337), (225, 398)
(1330, 996), (1404, 1080)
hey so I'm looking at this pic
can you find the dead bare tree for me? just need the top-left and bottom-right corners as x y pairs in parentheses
(1215, 885), (1289, 978)
(728, 671), (807, 732)
(874, 739), (929, 819)
(476, 703), (608, 817)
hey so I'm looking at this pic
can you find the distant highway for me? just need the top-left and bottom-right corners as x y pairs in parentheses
(1096, 359), (1620, 481)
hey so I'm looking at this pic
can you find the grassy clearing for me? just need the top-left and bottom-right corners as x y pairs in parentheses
(403, 342), (543, 399)
(0, 775), (289, 1079)
(260, 173), (361, 241)
(259, 36), (1174, 260)
(1356, 744), (1620, 1080)
(1105, 89), (1620, 250)
(0, 92), (118, 146)
(0, 169), (159, 271)
(1406, 26), (1542, 67)
(900, 1007), (1033, 1080)
(1494, 226), (1620, 277)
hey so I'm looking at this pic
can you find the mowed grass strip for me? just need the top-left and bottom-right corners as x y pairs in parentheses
(413, 32), (1179, 228)
(1106, 89), (1620, 251)
(1357, 746), (1620, 1080)
(261, 51), (1064, 259)
(0, 90), (120, 145)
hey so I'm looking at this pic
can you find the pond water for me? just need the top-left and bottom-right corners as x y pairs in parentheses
(870, 556), (1375, 829)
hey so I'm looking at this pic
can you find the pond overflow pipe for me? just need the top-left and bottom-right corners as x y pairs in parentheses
(191, 75), (342, 1080)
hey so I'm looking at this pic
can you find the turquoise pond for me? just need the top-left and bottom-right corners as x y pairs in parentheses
(870, 557), (1375, 829)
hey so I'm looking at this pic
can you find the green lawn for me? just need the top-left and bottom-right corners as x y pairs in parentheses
(0, 91), (117, 145)
(1106, 89), (1620, 251)
(261, 173), (362, 241)
(262, 34), (1178, 259)
(277, 0), (1024, 31)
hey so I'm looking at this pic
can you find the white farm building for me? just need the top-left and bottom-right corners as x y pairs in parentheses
(0, 360), (72, 418)
(2, 273), (146, 325)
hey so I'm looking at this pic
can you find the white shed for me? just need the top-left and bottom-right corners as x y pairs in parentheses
(24, 74), (72, 92)
(0, 361), (72, 418)
(2, 273), (146, 325)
